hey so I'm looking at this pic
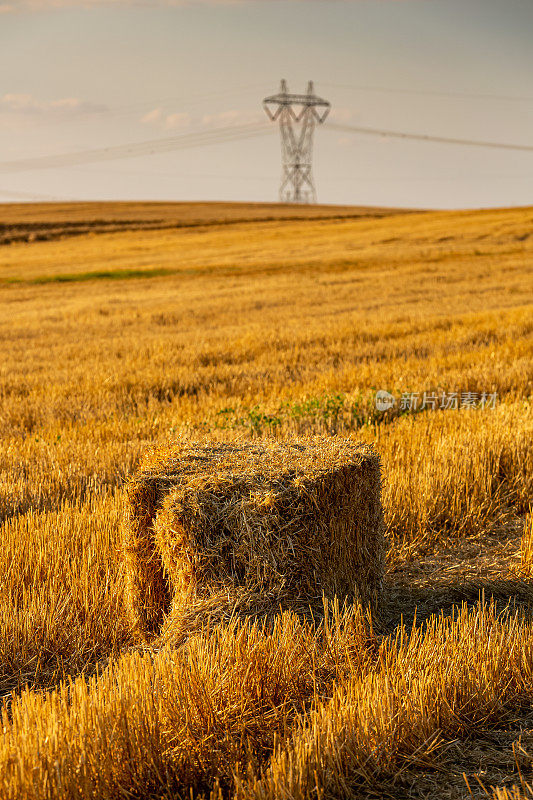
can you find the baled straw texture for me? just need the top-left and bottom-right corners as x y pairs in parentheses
(124, 438), (384, 638)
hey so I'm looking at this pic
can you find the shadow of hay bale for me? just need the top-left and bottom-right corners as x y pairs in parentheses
(124, 438), (384, 640)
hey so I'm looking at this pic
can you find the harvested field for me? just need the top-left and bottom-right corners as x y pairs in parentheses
(0, 201), (532, 799)
(521, 511), (533, 577)
(124, 438), (384, 637)
(0, 200), (406, 245)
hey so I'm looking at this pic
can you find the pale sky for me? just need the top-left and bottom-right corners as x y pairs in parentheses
(1, 0), (532, 208)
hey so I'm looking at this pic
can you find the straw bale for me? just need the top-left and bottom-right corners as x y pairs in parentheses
(124, 438), (384, 637)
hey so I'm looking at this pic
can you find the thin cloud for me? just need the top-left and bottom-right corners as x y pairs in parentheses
(0, 93), (108, 115)
(141, 107), (192, 130)
(142, 108), (260, 131)
(164, 112), (191, 130)
(141, 107), (163, 125)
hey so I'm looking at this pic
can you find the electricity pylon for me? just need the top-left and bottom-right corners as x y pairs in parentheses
(263, 80), (330, 204)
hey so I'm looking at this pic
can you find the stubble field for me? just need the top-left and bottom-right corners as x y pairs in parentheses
(0, 201), (532, 799)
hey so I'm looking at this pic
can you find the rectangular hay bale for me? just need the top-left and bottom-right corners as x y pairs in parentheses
(124, 437), (384, 638)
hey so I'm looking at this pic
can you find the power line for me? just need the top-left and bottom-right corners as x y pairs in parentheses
(324, 82), (533, 104)
(0, 121), (271, 174)
(328, 122), (533, 152)
(66, 164), (275, 181)
(2, 113), (532, 188)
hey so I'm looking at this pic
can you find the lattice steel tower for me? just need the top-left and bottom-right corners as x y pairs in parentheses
(263, 80), (330, 204)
